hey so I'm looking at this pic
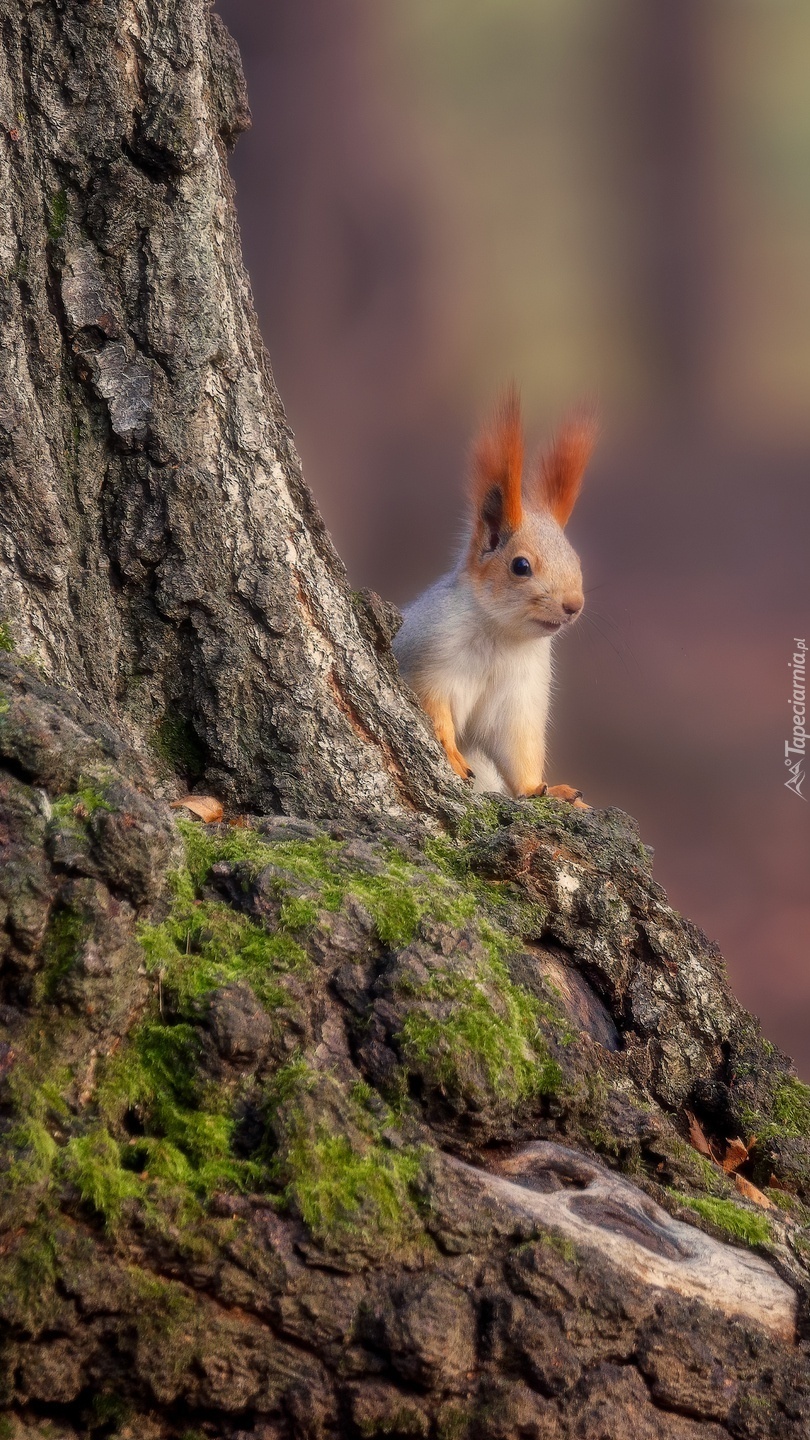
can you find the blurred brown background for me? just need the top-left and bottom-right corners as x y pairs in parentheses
(217, 0), (810, 1075)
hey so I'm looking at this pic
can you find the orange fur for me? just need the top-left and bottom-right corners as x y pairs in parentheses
(533, 411), (598, 527)
(499, 718), (546, 796)
(468, 387), (524, 559)
(421, 692), (474, 780)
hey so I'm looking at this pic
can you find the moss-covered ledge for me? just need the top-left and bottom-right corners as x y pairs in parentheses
(0, 658), (809, 1438)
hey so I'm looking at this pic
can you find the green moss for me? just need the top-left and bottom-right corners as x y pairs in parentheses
(100, 1022), (184, 1115)
(139, 894), (309, 1009)
(2, 1072), (72, 1267)
(767, 1188), (800, 1214)
(177, 818), (341, 896)
(50, 785), (113, 823)
(6, 1118), (59, 1189)
(97, 1020), (266, 1200)
(676, 1194), (771, 1247)
(128, 1268), (197, 1329)
(171, 816), (548, 986)
(357, 1408), (428, 1439)
(398, 952), (563, 1107)
(450, 791), (570, 845)
(432, 790), (603, 940)
(453, 795), (510, 844)
(6, 1068), (70, 1139)
(266, 1055), (315, 1108)
(174, 818), (479, 951)
(126, 1269), (199, 1376)
(423, 832), (547, 943)
(422, 833), (464, 877)
(772, 1078), (810, 1138)
(0, 1220), (59, 1330)
(88, 1393), (132, 1430)
(362, 876), (423, 947)
(279, 894), (318, 930)
(539, 1230), (577, 1262)
(736, 1394), (774, 1419)
(47, 187), (68, 242)
(653, 1136), (731, 1198)
(284, 1125), (422, 1244)
(62, 1128), (142, 1227)
(681, 1148), (725, 1192)
(164, 815), (571, 1121)
(581, 1122), (625, 1161)
(353, 852), (477, 948)
(0, 621), (14, 652)
(350, 1078), (376, 1109)
(40, 905), (87, 998)
(112, 816), (569, 1239)
(153, 714), (205, 779)
(271, 1067), (425, 1248)
(437, 1406), (474, 1440)
(738, 1076), (810, 1145)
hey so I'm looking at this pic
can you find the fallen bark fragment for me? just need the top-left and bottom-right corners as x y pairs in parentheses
(170, 795), (225, 823)
(722, 1136), (750, 1173)
(735, 1172), (775, 1209)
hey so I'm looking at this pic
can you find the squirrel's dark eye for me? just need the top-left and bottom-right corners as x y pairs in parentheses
(511, 556), (532, 577)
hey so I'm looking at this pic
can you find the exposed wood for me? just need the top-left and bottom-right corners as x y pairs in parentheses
(454, 1142), (796, 1342)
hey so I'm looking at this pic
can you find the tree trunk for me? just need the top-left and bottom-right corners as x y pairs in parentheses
(1, 7), (809, 1440)
(0, 0), (458, 820)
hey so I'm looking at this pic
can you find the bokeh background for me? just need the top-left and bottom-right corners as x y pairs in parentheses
(217, 0), (810, 1075)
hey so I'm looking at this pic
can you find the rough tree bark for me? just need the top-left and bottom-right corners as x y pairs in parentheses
(0, 6), (809, 1440)
(0, 0), (458, 819)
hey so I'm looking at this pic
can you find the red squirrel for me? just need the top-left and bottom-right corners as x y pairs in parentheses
(394, 389), (595, 803)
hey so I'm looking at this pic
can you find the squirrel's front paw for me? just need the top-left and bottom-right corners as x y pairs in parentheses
(444, 745), (475, 781)
(545, 783), (589, 810)
(526, 782), (590, 809)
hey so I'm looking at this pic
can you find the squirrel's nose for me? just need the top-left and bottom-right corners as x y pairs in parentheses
(562, 597), (583, 617)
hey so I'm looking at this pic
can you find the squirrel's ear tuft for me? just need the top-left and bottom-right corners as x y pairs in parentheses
(469, 386), (524, 549)
(533, 410), (598, 527)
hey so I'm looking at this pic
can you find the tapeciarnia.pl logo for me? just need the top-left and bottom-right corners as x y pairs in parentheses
(785, 637), (807, 799)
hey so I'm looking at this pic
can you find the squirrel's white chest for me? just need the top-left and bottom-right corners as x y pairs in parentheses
(394, 573), (554, 794)
(449, 635), (551, 740)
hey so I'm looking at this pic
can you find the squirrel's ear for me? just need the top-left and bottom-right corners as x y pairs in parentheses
(533, 411), (598, 527)
(470, 387), (524, 549)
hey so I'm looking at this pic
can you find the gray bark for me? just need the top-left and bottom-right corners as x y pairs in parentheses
(0, 0), (458, 820)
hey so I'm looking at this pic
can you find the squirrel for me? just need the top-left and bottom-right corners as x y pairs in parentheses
(393, 388), (595, 804)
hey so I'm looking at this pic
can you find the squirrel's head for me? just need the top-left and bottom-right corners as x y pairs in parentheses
(465, 388), (596, 639)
